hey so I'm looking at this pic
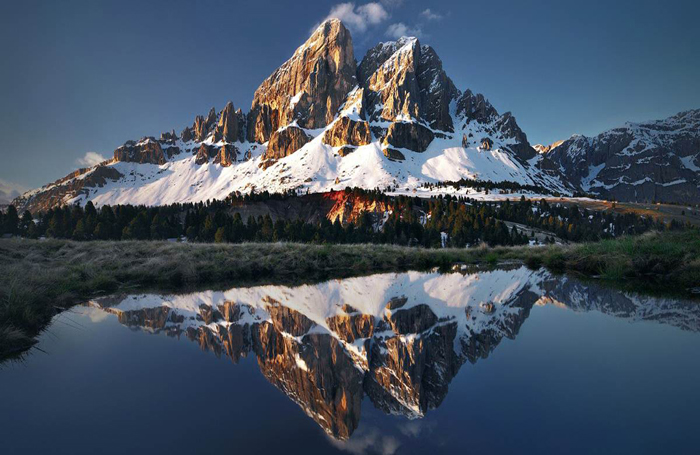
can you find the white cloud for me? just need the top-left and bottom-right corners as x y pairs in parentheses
(0, 179), (28, 205)
(320, 2), (389, 33)
(327, 427), (400, 455)
(76, 151), (107, 168)
(380, 0), (404, 7)
(420, 8), (442, 21)
(385, 22), (423, 39)
(357, 3), (389, 24)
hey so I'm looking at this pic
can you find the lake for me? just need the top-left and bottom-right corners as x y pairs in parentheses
(2, 267), (699, 454)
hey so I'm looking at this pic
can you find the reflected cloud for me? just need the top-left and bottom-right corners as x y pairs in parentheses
(328, 427), (400, 455)
(72, 306), (112, 324)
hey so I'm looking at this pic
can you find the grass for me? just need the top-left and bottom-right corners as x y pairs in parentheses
(1, 230), (698, 361)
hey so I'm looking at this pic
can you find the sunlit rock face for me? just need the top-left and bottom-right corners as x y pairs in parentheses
(247, 18), (357, 144)
(261, 126), (313, 168)
(89, 267), (700, 440)
(114, 138), (166, 165)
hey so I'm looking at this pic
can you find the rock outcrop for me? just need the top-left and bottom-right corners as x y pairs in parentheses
(322, 117), (371, 147)
(383, 121), (435, 152)
(383, 148), (405, 161)
(194, 144), (214, 165)
(113, 139), (166, 165)
(214, 144), (238, 167)
(455, 89), (498, 124)
(193, 107), (218, 142)
(261, 126), (312, 168)
(247, 19), (357, 144)
(213, 101), (246, 143)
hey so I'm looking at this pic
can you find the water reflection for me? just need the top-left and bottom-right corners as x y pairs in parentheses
(88, 267), (700, 440)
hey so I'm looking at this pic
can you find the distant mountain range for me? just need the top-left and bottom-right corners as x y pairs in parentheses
(537, 109), (700, 204)
(13, 19), (700, 213)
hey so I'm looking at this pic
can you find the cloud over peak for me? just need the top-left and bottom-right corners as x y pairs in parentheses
(322, 2), (389, 33)
(385, 22), (423, 39)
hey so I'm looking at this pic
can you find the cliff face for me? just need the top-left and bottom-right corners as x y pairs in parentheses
(247, 19), (357, 145)
(358, 38), (458, 133)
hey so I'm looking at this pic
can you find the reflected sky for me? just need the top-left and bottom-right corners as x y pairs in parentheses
(1, 268), (699, 454)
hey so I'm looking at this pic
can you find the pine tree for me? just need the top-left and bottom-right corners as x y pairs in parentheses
(4, 205), (19, 235)
(214, 226), (227, 243)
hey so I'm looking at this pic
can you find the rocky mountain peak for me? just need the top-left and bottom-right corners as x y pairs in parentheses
(193, 107), (218, 142)
(247, 18), (357, 145)
(361, 37), (421, 124)
(358, 37), (459, 129)
(12, 19), (577, 213)
(417, 44), (459, 131)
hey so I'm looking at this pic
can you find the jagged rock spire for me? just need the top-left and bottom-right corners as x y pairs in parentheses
(358, 37), (458, 132)
(248, 18), (357, 144)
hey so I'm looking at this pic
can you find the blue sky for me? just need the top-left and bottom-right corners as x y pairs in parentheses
(1, 0), (698, 195)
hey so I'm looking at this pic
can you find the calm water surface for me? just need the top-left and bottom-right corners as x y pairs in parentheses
(2, 267), (699, 454)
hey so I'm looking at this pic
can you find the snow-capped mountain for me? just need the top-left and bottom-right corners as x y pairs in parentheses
(540, 109), (700, 204)
(14, 19), (568, 214)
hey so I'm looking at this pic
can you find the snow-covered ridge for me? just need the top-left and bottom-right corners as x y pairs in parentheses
(542, 109), (700, 203)
(15, 19), (571, 213)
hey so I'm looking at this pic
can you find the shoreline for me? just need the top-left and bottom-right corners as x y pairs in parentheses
(1, 230), (698, 360)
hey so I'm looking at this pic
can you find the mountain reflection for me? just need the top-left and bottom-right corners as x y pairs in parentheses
(89, 267), (700, 440)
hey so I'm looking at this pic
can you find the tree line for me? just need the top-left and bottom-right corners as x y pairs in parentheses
(0, 188), (690, 247)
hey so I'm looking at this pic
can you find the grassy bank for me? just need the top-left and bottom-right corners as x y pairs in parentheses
(1, 230), (698, 360)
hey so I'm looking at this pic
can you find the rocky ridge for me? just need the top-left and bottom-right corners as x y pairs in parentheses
(540, 110), (700, 203)
(13, 18), (574, 213)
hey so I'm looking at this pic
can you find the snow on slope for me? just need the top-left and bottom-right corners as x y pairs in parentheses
(16, 26), (574, 212)
(64, 117), (568, 208)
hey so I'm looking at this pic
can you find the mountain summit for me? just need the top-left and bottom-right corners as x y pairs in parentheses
(16, 19), (571, 213)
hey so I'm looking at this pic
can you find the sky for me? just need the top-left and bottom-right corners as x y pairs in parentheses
(1, 0), (698, 198)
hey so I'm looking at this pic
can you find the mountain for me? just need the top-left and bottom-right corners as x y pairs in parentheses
(14, 19), (568, 214)
(539, 110), (700, 204)
(89, 267), (700, 439)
